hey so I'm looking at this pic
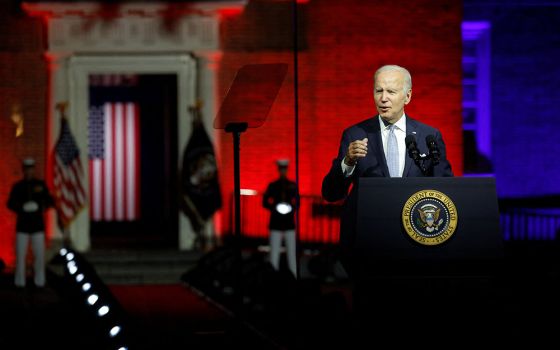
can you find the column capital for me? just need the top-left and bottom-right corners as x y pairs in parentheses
(194, 51), (223, 71)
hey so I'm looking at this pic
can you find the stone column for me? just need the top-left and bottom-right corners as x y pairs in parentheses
(178, 51), (223, 250)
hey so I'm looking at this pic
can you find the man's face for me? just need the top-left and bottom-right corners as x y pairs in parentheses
(23, 166), (35, 180)
(374, 70), (412, 124)
(278, 166), (288, 178)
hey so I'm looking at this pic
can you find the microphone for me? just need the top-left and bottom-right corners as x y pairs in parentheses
(425, 135), (440, 163)
(405, 135), (421, 162)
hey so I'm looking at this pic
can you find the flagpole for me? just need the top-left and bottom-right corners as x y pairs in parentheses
(56, 102), (71, 248)
(291, 0), (301, 280)
(183, 102), (223, 251)
(55, 101), (77, 248)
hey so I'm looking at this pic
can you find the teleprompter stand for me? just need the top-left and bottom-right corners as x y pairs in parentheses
(214, 63), (288, 240)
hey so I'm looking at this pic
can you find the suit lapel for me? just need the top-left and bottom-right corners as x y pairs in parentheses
(403, 117), (418, 177)
(367, 115), (389, 177)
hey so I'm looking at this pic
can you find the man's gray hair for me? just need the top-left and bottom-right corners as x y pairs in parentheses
(374, 65), (412, 93)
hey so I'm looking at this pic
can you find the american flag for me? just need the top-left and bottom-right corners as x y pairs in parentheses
(53, 117), (86, 228)
(88, 102), (140, 221)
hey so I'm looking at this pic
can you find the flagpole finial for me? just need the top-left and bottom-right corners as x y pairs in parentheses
(188, 99), (203, 112)
(56, 102), (68, 119)
(188, 99), (204, 122)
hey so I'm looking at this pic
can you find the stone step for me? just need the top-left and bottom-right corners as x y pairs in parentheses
(85, 249), (202, 263)
(91, 271), (187, 285)
(83, 249), (203, 285)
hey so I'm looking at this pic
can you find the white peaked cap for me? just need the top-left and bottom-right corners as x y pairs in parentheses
(22, 157), (36, 167)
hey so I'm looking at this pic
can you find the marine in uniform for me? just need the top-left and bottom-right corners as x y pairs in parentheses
(7, 158), (54, 288)
(262, 159), (298, 277)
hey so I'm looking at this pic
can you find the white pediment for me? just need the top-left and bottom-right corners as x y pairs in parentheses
(23, 1), (246, 53)
(22, 1), (243, 251)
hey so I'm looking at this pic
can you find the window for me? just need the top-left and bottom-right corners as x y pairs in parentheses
(462, 21), (492, 175)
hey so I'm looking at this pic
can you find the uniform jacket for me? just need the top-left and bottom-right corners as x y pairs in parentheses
(7, 178), (54, 233)
(263, 178), (298, 231)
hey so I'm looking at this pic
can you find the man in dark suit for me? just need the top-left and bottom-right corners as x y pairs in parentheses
(322, 64), (453, 275)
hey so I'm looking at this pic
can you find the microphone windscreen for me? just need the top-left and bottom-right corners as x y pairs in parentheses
(426, 135), (436, 145)
(405, 134), (417, 147)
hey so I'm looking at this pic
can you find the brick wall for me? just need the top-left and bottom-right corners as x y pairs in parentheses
(0, 0), (464, 257)
(0, 2), (47, 265)
(217, 0), (463, 234)
(466, 1), (560, 197)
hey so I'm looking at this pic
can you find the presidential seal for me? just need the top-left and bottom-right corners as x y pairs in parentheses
(402, 189), (458, 246)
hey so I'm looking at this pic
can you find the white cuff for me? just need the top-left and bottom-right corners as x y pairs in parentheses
(341, 159), (356, 177)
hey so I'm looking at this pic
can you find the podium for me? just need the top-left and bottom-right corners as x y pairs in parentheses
(354, 177), (503, 275)
(351, 177), (505, 334)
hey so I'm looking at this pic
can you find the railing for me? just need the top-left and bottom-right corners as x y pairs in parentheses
(500, 208), (560, 241)
(226, 193), (560, 243)
(230, 192), (342, 244)
(499, 196), (560, 240)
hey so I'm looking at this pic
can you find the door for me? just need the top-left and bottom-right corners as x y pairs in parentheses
(88, 74), (178, 249)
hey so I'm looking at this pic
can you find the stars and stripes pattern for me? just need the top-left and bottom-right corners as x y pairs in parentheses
(88, 102), (140, 221)
(53, 118), (86, 228)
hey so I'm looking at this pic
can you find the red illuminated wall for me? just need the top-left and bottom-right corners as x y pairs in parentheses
(0, 4), (48, 266)
(0, 0), (463, 258)
(216, 0), (463, 236)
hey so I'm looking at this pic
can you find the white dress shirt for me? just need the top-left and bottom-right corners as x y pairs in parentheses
(342, 114), (407, 177)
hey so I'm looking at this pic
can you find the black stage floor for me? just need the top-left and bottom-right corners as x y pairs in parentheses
(1, 241), (560, 349)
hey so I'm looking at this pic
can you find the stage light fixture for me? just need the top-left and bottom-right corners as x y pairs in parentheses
(87, 294), (99, 305)
(98, 305), (110, 317)
(68, 264), (78, 275)
(117, 347), (128, 350)
(76, 273), (84, 282)
(66, 252), (75, 261)
(109, 325), (121, 337)
(60, 248), (68, 256)
(82, 282), (92, 292)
